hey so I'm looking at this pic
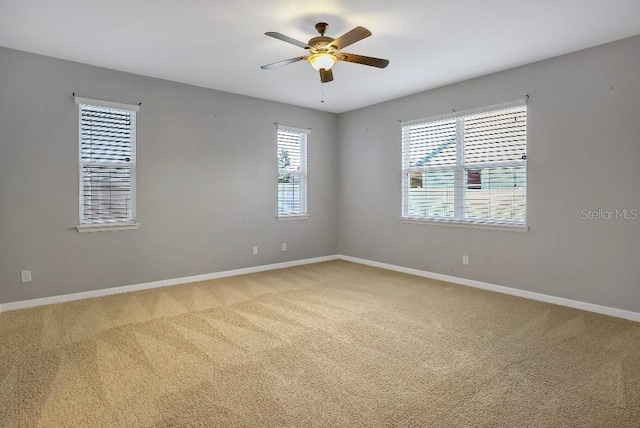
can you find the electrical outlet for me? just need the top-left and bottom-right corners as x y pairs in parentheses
(462, 255), (469, 266)
(21, 270), (32, 283)
(252, 246), (258, 255)
(282, 243), (287, 251)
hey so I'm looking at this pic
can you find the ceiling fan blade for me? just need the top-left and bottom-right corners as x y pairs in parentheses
(265, 32), (310, 49)
(261, 56), (308, 70)
(329, 26), (371, 50)
(337, 52), (389, 68)
(319, 68), (334, 83)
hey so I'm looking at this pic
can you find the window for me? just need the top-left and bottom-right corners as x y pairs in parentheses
(75, 97), (139, 232)
(277, 125), (309, 218)
(401, 101), (527, 229)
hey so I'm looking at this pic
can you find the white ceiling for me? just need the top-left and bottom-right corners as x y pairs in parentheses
(1, 1), (639, 113)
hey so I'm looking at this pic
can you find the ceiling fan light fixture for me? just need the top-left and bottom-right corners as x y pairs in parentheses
(308, 53), (336, 71)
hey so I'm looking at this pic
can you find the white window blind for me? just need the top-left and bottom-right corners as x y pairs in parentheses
(76, 98), (137, 225)
(402, 102), (527, 225)
(277, 126), (308, 216)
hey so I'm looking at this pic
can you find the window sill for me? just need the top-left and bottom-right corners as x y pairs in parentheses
(277, 214), (310, 221)
(399, 217), (528, 232)
(77, 222), (139, 233)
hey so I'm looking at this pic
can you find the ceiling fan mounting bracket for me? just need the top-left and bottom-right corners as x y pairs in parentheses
(315, 22), (328, 36)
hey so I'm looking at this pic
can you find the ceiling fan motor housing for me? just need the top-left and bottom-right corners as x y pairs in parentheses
(308, 36), (335, 52)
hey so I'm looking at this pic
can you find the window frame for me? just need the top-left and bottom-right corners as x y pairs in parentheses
(75, 96), (140, 233)
(276, 125), (309, 220)
(400, 100), (528, 232)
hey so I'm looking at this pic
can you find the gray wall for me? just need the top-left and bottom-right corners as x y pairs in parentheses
(0, 47), (338, 303)
(337, 35), (640, 312)
(2, 35), (639, 313)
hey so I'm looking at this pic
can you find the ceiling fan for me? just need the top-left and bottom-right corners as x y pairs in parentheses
(261, 22), (389, 83)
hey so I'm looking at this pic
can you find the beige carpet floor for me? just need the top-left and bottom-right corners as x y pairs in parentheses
(0, 260), (639, 427)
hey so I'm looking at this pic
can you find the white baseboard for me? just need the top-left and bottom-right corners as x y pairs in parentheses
(337, 255), (640, 323)
(2, 253), (638, 323)
(0, 255), (338, 313)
